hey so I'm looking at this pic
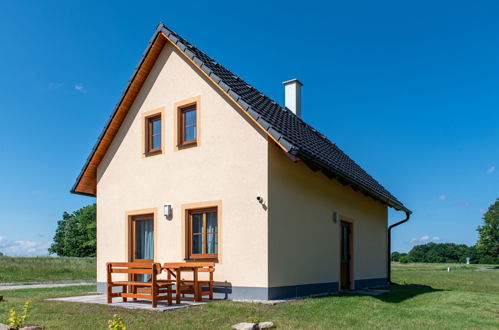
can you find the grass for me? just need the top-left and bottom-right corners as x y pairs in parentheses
(0, 257), (95, 282)
(392, 262), (499, 292)
(0, 263), (498, 329)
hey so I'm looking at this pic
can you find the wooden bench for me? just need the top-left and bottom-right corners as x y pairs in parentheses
(162, 262), (215, 302)
(106, 262), (173, 307)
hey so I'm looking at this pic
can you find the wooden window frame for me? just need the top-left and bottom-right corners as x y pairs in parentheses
(187, 207), (218, 260)
(147, 115), (162, 153)
(179, 106), (197, 146)
(174, 96), (201, 150)
(125, 208), (158, 263)
(130, 215), (155, 263)
(142, 107), (165, 157)
(181, 200), (221, 263)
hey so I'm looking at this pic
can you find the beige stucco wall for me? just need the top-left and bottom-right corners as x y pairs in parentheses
(267, 142), (388, 288)
(96, 42), (269, 287)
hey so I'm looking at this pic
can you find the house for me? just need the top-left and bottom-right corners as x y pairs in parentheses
(72, 23), (411, 300)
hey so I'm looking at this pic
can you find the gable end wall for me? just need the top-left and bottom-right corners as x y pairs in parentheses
(95, 42), (270, 289)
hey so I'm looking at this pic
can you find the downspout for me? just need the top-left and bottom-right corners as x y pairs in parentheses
(387, 211), (411, 284)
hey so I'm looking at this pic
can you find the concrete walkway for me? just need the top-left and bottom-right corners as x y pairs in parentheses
(47, 294), (205, 311)
(0, 280), (95, 291)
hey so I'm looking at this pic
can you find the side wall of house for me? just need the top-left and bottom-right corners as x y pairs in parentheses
(268, 142), (388, 299)
(95, 42), (269, 298)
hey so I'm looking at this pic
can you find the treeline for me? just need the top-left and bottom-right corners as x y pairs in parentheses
(392, 242), (497, 264)
(393, 198), (498, 265)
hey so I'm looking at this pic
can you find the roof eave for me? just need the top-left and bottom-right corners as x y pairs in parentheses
(294, 149), (411, 213)
(71, 23), (166, 196)
(71, 22), (410, 214)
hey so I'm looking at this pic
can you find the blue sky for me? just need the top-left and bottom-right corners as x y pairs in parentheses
(0, 1), (497, 256)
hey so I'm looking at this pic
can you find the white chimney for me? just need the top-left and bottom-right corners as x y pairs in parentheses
(283, 78), (303, 117)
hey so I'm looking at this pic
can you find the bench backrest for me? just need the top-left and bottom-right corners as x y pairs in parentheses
(107, 262), (161, 275)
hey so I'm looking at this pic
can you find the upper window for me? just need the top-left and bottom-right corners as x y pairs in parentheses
(146, 115), (162, 154)
(174, 96), (200, 150)
(179, 105), (197, 146)
(187, 207), (218, 259)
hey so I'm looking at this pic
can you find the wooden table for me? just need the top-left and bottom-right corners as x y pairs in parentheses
(162, 263), (202, 303)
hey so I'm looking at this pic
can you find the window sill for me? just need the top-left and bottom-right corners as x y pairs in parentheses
(144, 149), (162, 157)
(177, 141), (197, 149)
(184, 257), (218, 263)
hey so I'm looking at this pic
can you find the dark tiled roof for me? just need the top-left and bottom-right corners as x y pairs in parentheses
(160, 24), (409, 212)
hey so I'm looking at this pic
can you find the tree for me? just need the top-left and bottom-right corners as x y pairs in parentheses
(476, 199), (499, 263)
(49, 204), (96, 257)
(391, 251), (401, 262)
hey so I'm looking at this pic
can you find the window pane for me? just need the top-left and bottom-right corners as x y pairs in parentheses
(148, 117), (161, 150)
(152, 118), (161, 134)
(192, 234), (203, 254)
(135, 219), (154, 260)
(207, 233), (218, 254)
(206, 212), (217, 232)
(184, 109), (196, 126)
(192, 214), (203, 233)
(152, 134), (161, 149)
(184, 126), (196, 142)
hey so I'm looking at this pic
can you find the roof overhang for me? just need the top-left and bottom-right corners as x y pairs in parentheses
(293, 150), (412, 213)
(71, 23), (411, 215)
(71, 24), (291, 196)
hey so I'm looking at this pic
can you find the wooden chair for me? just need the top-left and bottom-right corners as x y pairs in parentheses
(106, 262), (173, 307)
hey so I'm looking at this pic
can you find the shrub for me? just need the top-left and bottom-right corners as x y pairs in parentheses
(478, 255), (497, 265)
(108, 314), (126, 330)
(399, 256), (410, 264)
(8, 301), (31, 329)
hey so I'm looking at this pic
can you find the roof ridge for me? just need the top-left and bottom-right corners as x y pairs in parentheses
(162, 24), (335, 146)
(72, 22), (408, 211)
(159, 23), (407, 211)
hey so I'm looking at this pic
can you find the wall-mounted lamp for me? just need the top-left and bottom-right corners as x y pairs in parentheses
(332, 211), (339, 223)
(164, 205), (172, 218)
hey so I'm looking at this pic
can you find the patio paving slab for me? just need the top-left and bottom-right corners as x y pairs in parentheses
(47, 294), (205, 311)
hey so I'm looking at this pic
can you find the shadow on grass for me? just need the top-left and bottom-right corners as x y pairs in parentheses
(334, 284), (444, 303)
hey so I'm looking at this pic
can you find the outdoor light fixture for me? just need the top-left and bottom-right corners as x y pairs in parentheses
(164, 205), (172, 218)
(332, 211), (339, 223)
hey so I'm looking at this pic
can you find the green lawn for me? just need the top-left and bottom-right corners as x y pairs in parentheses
(0, 263), (498, 329)
(392, 262), (499, 292)
(0, 257), (95, 282)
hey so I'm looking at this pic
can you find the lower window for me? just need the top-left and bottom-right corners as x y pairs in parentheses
(187, 207), (218, 259)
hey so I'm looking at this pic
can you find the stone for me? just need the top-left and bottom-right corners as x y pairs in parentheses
(258, 321), (275, 329)
(231, 322), (258, 330)
(20, 325), (43, 330)
(0, 323), (9, 330)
